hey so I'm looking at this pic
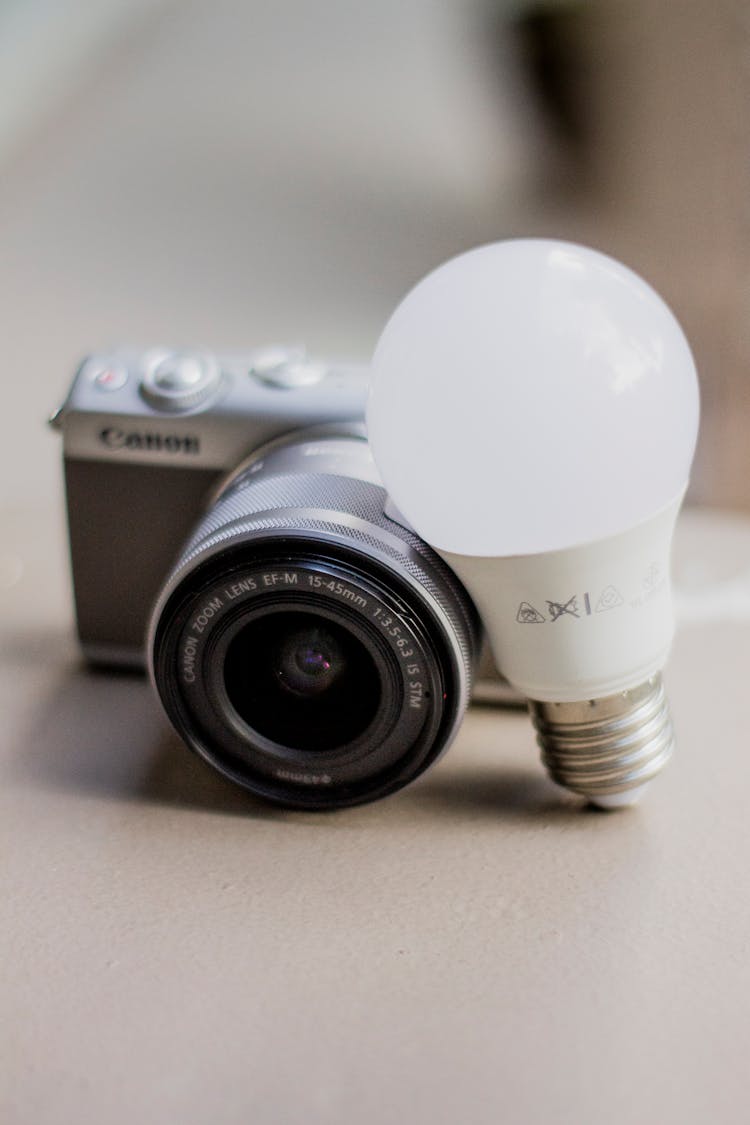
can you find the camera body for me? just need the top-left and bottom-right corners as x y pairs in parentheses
(53, 347), (368, 667)
(54, 346), (509, 808)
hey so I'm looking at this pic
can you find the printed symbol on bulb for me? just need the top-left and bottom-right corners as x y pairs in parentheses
(517, 602), (546, 624)
(547, 595), (580, 622)
(595, 585), (624, 612)
(643, 563), (662, 590)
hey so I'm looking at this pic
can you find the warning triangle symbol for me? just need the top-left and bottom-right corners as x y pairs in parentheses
(516, 601), (546, 624)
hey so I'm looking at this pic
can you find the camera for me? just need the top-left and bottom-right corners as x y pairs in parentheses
(52, 346), (506, 809)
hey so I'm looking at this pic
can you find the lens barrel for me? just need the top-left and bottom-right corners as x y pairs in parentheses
(149, 433), (478, 808)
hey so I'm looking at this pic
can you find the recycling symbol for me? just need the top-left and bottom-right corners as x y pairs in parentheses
(595, 585), (624, 612)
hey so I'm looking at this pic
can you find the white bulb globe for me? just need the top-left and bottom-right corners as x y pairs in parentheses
(367, 240), (700, 806)
(368, 239), (698, 557)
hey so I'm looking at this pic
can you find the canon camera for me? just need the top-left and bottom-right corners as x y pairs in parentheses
(52, 347), (504, 808)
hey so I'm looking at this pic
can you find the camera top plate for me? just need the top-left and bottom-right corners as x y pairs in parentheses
(51, 347), (368, 471)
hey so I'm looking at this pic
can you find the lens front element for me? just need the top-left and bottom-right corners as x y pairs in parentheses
(223, 608), (381, 752)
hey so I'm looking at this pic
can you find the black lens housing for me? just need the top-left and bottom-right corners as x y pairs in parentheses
(152, 539), (472, 808)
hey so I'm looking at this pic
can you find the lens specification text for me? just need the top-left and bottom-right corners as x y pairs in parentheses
(178, 567), (429, 714)
(371, 608), (423, 708)
(371, 607), (415, 659)
(306, 573), (368, 607)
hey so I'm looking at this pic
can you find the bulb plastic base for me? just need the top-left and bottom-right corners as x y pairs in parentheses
(529, 676), (674, 807)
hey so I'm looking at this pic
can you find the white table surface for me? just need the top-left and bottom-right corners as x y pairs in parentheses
(2, 505), (750, 1125)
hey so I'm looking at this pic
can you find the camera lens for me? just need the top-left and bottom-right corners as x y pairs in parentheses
(149, 432), (479, 809)
(223, 610), (380, 751)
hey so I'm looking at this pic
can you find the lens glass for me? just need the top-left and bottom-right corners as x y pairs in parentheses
(223, 610), (381, 752)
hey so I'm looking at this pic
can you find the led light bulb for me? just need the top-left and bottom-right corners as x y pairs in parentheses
(367, 239), (699, 807)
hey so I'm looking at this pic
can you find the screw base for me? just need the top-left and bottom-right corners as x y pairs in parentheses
(528, 675), (674, 807)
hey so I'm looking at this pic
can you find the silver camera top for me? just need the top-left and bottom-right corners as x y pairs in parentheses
(51, 346), (368, 471)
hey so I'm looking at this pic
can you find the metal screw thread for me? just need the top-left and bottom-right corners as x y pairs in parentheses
(528, 675), (674, 802)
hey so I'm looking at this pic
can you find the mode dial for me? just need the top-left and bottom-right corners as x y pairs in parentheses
(140, 350), (222, 412)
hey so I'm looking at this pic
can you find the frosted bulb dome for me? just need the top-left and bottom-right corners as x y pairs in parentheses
(368, 239), (700, 556)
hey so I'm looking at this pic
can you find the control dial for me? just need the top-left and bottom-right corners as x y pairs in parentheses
(140, 350), (222, 412)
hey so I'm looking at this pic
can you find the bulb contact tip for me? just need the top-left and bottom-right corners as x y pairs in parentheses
(529, 675), (674, 807)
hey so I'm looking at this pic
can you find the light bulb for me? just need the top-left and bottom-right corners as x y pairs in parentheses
(367, 239), (699, 807)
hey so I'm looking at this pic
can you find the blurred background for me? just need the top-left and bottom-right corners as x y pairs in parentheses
(0, 0), (746, 521)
